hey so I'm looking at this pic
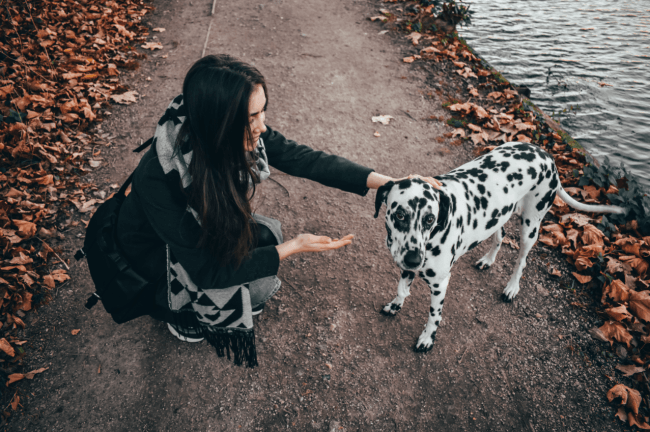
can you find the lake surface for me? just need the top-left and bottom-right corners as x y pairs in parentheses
(458, 0), (650, 186)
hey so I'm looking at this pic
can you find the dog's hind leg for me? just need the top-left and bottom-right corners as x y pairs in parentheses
(414, 273), (451, 352)
(381, 270), (415, 316)
(475, 226), (505, 270)
(502, 209), (543, 301)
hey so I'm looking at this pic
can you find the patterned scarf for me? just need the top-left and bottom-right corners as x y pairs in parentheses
(153, 95), (281, 367)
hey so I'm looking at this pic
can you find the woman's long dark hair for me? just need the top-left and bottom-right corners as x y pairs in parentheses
(177, 55), (268, 267)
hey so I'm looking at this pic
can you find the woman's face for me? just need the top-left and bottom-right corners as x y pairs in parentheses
(245, 84), (267, 152)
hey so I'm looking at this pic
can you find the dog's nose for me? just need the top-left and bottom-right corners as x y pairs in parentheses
(404, 250), (422, 268)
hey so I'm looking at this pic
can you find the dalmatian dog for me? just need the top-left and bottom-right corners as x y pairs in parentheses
(374, 142), (626, 352)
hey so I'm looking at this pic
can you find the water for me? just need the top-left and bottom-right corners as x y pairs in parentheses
(458, 0), (650, 186)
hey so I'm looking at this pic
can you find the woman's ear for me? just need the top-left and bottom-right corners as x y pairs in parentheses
(374, 181), (395, 218)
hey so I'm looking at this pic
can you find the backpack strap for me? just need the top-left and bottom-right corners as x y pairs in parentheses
(132, 137), (154, 153)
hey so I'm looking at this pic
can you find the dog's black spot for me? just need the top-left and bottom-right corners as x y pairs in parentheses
(477, 184), (486, 195)
(480, 197), (488, 210)
(440, 299), (444, 305)
(473, 220), (478, 229)
(425, 243), (432, 251)
(407, 198), (418, 211)
(514, 152), (536, 162)
(503, 186), (508, 194)
(527, 166), (537, 179)
(430, 306), (435, 315)
(435, 320), (440, 326)
(456, 217), (463, 228)
(426, 269), (436, 277)
(423, 190), (434, 200)
(468, 240), (479, 251)
(480, 155), (497, 170)
(390, 304), (401, 311)
(440, 222), (451, 245)
(525, 219), (530, 226)
(501, 227), (506, 238)
(462, 182), (469, 191)
(500, 161), (510, 172)
(549, 175), (558, 190)
(433, 290), (441, 296)
(423, 184), (431, 190)
(545, 170), (551, 179)
(391, 202), (397, 209)
(501, 205), (509, 216)
(473, 196), (481, 210)
(430, 246), (441, 256)
(536, 189), (556, 211)
(433, 284), (439, 288)
(451, 244), (455, 256)
(486, 217), (499, 230)
(529, 227), (537, 239)
(507, 172), (524, 182)
(401, 270), (415, 279)
(399, 180), (412, 189)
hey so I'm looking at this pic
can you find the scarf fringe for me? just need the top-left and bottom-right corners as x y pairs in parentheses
(206, 330), (258, 368)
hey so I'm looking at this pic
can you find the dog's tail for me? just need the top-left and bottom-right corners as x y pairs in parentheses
(557, 188), (627, 215)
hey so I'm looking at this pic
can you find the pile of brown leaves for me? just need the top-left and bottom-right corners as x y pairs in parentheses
(0, 0), (153, 418)
(371, 1), (650, 428)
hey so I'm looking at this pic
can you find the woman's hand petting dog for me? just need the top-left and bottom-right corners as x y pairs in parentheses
(398, 174), (443, 190)
(276, 234), (354, 260)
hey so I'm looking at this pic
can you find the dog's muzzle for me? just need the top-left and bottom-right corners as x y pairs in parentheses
(403, 250), (423, 269)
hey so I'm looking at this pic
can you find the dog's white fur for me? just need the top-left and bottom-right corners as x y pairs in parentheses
(374, 142), (625, 352)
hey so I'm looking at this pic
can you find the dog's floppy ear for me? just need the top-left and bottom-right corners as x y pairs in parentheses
(430, 189), (451, 238)
(374, 181), (395, 218)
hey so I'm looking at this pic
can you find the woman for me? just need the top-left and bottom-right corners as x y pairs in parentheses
(117, 55), (440, 367)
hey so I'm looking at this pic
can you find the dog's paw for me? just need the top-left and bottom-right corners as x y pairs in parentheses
(413, 333), (436, 353)
(380, 303), (401, 317)
(502, 283), (520, 302)
(474, 258), (492, 271)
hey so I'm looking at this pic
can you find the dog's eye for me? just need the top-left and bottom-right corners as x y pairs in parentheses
(396, 212), (405, 220)
(425, 215), (435, 224)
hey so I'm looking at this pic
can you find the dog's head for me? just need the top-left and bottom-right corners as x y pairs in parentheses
(374, 178), (450, 271)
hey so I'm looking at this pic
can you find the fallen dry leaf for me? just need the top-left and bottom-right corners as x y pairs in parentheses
(141, 41), (163, 50)
(606, 305), (633, 322)
(629, 290), (650, 322)
(607, 384), (642, 415)
(373, 131), (381, 138)
(616, 364), (645, 377)
(71, 329), (80, 335)
(602, 279), (631, 303)
(371, 115), (394, 125)
(111, 91), (139, 105)
(572, 272), (592, 284)
(600, 321), (633, 347)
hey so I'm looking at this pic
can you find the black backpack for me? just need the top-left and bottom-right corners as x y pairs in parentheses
(75, 138), (155, 324)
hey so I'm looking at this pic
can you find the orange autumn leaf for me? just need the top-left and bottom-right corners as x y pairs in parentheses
(6, 374), (24, 387)
(602, 279), (631, 303)
(628, 257), (649, 277)
(600, 321), (633, 347)
(572, 272), (592, 284)
(574, 256), (593, 272)
(581, 224), (605, 246)
(629, 412), (650, 430)
(606, 305), (633, 322)
(607, 384), (642, 415)
(0, 338), (15, 357)
(629, 290), (650, 322)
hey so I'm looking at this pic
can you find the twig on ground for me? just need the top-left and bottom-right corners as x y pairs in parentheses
(210, 0), (217, 16)
(269, 177), (290, 197)
(458, 345), (470, 364)
(201, 21), (213, 58)
(401, 110), (417, 121)
(35, 237), (70, 271)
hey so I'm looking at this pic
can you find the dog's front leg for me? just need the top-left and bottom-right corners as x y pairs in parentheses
(414, 273), (451, 352)
(380, 270), (416, 316)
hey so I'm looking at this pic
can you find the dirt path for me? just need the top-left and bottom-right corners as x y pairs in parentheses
(11, 0), (624, 431)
